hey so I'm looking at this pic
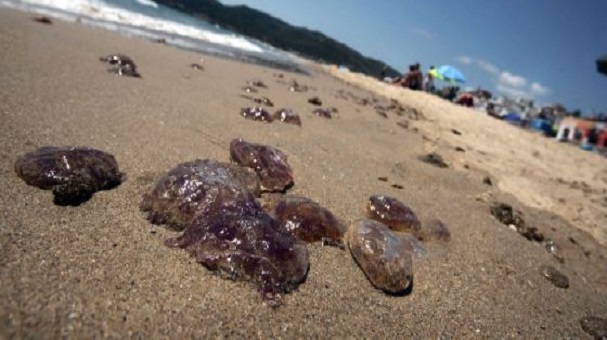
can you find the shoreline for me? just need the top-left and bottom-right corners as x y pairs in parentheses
(1, 7), (606, 338)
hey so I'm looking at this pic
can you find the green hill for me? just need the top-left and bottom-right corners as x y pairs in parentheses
(155, 0), (401, 77)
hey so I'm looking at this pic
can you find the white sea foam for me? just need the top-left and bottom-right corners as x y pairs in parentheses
(133, 0), (157, 9)
(3, 0), (265, 53)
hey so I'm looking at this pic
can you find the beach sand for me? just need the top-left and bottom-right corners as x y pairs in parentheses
(1, 8), (606, 338)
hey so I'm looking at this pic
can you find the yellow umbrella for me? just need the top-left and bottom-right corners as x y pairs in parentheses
(428, 68), (444, 80)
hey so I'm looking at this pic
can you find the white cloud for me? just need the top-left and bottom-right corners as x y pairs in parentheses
(450, 55), (551, 100)
(455, 55), (473, 65)
(495, 84), (528, 99)
(530, 82), (550, 96)
(477, 59), (500, 75)
(498, 71), (527, 88)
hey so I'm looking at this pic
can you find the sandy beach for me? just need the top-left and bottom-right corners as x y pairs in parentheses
(1, 8), (606, 338)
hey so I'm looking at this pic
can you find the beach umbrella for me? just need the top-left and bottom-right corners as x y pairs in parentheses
(437, 65), (466, 83)
(428, 67), (444, 80)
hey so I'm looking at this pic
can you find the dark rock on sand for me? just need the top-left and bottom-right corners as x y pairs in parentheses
(455, 146), (466, 152)
(366, 195), (421, 233)
(229, 139), (293, 192)
(540, 265), (569, 289)
(420, 153), (448, 168)
(377, 176), (388, 182)
(260, 195), (344, 246)
(391, 184), (404, 189)
(579, 316), (607, 339)
(273, 108), (302, 126)
(166, 197), (309, 306)
(14, 146), (124, 205)
(240, 107), (273, 123)
(347, 219), (414, 293)
(189, 63), (204, 70)
(140, 159), (260, 231)
(482, 176), (493, 186)
(99, 53), (141, 78)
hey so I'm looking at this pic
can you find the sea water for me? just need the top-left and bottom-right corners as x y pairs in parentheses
(0, 0), (301, 71)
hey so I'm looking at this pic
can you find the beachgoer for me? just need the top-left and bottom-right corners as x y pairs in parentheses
(424, 66), (436, 92)
(402, 64), (422, 90)
(379, 65), (387, 81)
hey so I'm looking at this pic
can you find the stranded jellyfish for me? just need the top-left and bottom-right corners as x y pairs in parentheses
(99, 53), (141, 78)
(229, 139), (294, 192)
(140, 159), (260, 231)
(366, 195), (421, 233)
(273, 108), (302, 126)
(240, 107), (273, 123)
(261, 195), (344, 246)
(347, 219), (414, 293)
(14, 146), (124, 205)
(166, 197), (309, 306)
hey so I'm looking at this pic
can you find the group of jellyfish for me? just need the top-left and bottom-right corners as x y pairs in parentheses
(15, 135), (451, 305)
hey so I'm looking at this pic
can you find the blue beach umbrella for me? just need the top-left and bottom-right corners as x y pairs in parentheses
(437, 65), (466, 83)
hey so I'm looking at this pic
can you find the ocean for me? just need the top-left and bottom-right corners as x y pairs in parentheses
(0, 0), (302, 71)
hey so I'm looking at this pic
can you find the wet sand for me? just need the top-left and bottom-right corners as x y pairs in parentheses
(1, 8), (606, 338)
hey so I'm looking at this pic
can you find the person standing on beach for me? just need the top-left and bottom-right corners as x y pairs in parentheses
(424, 66), (436, 92)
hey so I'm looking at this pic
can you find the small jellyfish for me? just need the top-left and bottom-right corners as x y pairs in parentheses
(417, 219), (451, 242)
(398, 232), (427, 261)
(166, 199), (309, 306)
(419, 153), (448, 168)
(540, 265), (569, 289)
(242, 86), (258, 93)
(366, 195), (421, 233)
(140, 159), (260, 231)
(229, 139), (293, 192)
(288, 81), (307, 92)
(579, 316), (607, 339)
(240, 107), (273, 123)
(544, 239), (565, 263)
(312, 108), (332, 119)
(273, 108), (302, 127)
(33, 16), (53, 24)
(490, 202), (525, 228)
(308, 97), (322, 106)
(347, 219), (414, 293)
(261, 195), (345, 246)
(254, 96), (274, 107)
(247, 79), (268, 88)
(14, 146), (124, 205)
(99, 53), (141, 78)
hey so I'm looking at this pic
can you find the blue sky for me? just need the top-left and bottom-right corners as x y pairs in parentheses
(219, 0), (607, 113)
